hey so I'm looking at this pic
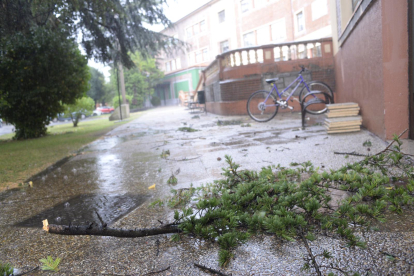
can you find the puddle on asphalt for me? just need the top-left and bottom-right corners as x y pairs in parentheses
(222, 140), (245, 146)
(253, 136), (280, 142)
(80, 132), (149, 153)
(16, 193), (149, 227)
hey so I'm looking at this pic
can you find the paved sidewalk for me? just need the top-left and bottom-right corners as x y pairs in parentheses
(0, 106), (413, 275)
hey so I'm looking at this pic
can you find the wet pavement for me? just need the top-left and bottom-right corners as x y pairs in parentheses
(1, 106), (414, 275)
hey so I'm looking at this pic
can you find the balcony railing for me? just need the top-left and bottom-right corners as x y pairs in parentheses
(204, 38), (332, 78)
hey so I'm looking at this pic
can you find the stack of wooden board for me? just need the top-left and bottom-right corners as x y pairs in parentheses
(325, 103), (362, 133)
(326, 102), (360, 117)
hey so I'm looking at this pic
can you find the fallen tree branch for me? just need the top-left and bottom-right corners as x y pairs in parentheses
(194, 263), (231, 276)
(43, 220), (181, 238)
(299, 232), (322, 276)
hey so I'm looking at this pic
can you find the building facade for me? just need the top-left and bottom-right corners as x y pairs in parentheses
(155, 0), (333, 105)
(329, 0), (412, 140)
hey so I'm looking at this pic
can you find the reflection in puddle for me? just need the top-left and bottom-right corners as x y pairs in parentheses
(96, 154), (124, 194)
(16, 194), (148, 227)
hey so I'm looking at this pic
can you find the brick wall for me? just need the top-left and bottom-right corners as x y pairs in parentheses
(220, 77), (262, 101)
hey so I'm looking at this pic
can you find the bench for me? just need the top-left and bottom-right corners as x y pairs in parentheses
(301, 92), (334, 129)
(188, 91), (206, 114)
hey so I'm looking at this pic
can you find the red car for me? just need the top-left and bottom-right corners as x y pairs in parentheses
(97, 106), (114, 114)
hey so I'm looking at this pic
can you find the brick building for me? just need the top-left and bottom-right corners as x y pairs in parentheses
(329, 0), (413, 140)
(154, 0), (333, 105)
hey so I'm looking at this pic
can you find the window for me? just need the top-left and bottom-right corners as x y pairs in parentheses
(176, 58), (181, 70)
(296, 11), (305, 32)
(202, 48), (208, 61)
(188, 53), (195, 65)
(186, 27), (192, 38)
(257, 27), (269, 45)
(311, 0), (327, 21)
(165, 62), (171, 72)
(241, 0), (251, 13)
(193, 23), (199, 35)
(196, 51), (202, 63)
(271, 19), (286, 41)
(171, 60), (176, 71)
(220, 40), (229, 53)
(218, 10), (225, 23)
(243, 31), (255, 47)
(200, 20), (206, 32)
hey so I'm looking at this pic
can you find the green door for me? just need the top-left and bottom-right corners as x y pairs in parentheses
(174, 81), (190, 98)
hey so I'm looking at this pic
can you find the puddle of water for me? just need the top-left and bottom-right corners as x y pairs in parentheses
(207, 147), (229, 153)
(223, 140), (245, 146)
(253, 136), (280, 142)
(231, 143), (262, 149)
(16, 193), (149, 227)
(80, 132), (148, 153)
(239, 130), (269, 136)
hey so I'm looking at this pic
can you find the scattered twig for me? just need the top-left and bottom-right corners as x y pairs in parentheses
(155, 239), (160, 256)
(376, 128), (408, 155)
(379, 250), (413, 265)
(334, 151), (368, 157)
(319, 264), (353, 276)
(299, 232), (322, 276)
(142, 266), (170, 275)
(95, 210), (106, 227)
(14, 266), (39, 276)
(194, 263), (231, 276)
(166, 155), (201, 162)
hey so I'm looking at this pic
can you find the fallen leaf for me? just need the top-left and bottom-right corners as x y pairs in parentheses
(28, 181), (33, 187)
(148, 184), (156, 190)
(42, 219), (49, 231)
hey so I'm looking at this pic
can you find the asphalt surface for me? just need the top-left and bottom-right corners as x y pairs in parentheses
(0, 106), (413, 275)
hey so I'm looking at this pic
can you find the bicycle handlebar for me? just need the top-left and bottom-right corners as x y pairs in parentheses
(299, 65), (307, 74)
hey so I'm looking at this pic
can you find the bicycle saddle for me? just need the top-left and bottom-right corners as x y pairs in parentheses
(265, 77), (279, 84)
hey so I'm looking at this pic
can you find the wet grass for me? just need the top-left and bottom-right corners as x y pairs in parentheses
(0, 113), (143, 189)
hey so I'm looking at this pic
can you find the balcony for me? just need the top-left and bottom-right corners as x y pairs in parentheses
(202, 38), (335, 116)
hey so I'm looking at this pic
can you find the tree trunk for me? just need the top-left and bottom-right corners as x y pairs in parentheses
(45, 222), (181, 238)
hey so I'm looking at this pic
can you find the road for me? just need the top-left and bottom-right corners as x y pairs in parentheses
(0, 106), (413, 275)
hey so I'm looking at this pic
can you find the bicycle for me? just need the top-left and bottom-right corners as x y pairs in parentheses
(246, 66), (334, 122)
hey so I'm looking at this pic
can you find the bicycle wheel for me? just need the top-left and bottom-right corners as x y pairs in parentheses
(247, 90), (279, 122)
(299, 81), (334, 115)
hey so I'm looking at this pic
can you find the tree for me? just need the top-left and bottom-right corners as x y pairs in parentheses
(112, 95), (133, 108)
(0, 0), (183, 69)
(62, 97), (95, 127)
(0, 0), (180, 139)
(109, 53), (164, 108)
(0, 27), (90, 139)
(87, 67), (106, 107)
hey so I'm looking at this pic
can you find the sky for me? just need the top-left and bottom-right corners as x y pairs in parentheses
(88, 0), (211, 82)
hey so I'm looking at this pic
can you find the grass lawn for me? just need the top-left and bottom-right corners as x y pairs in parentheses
(0, 112), (143, 190)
